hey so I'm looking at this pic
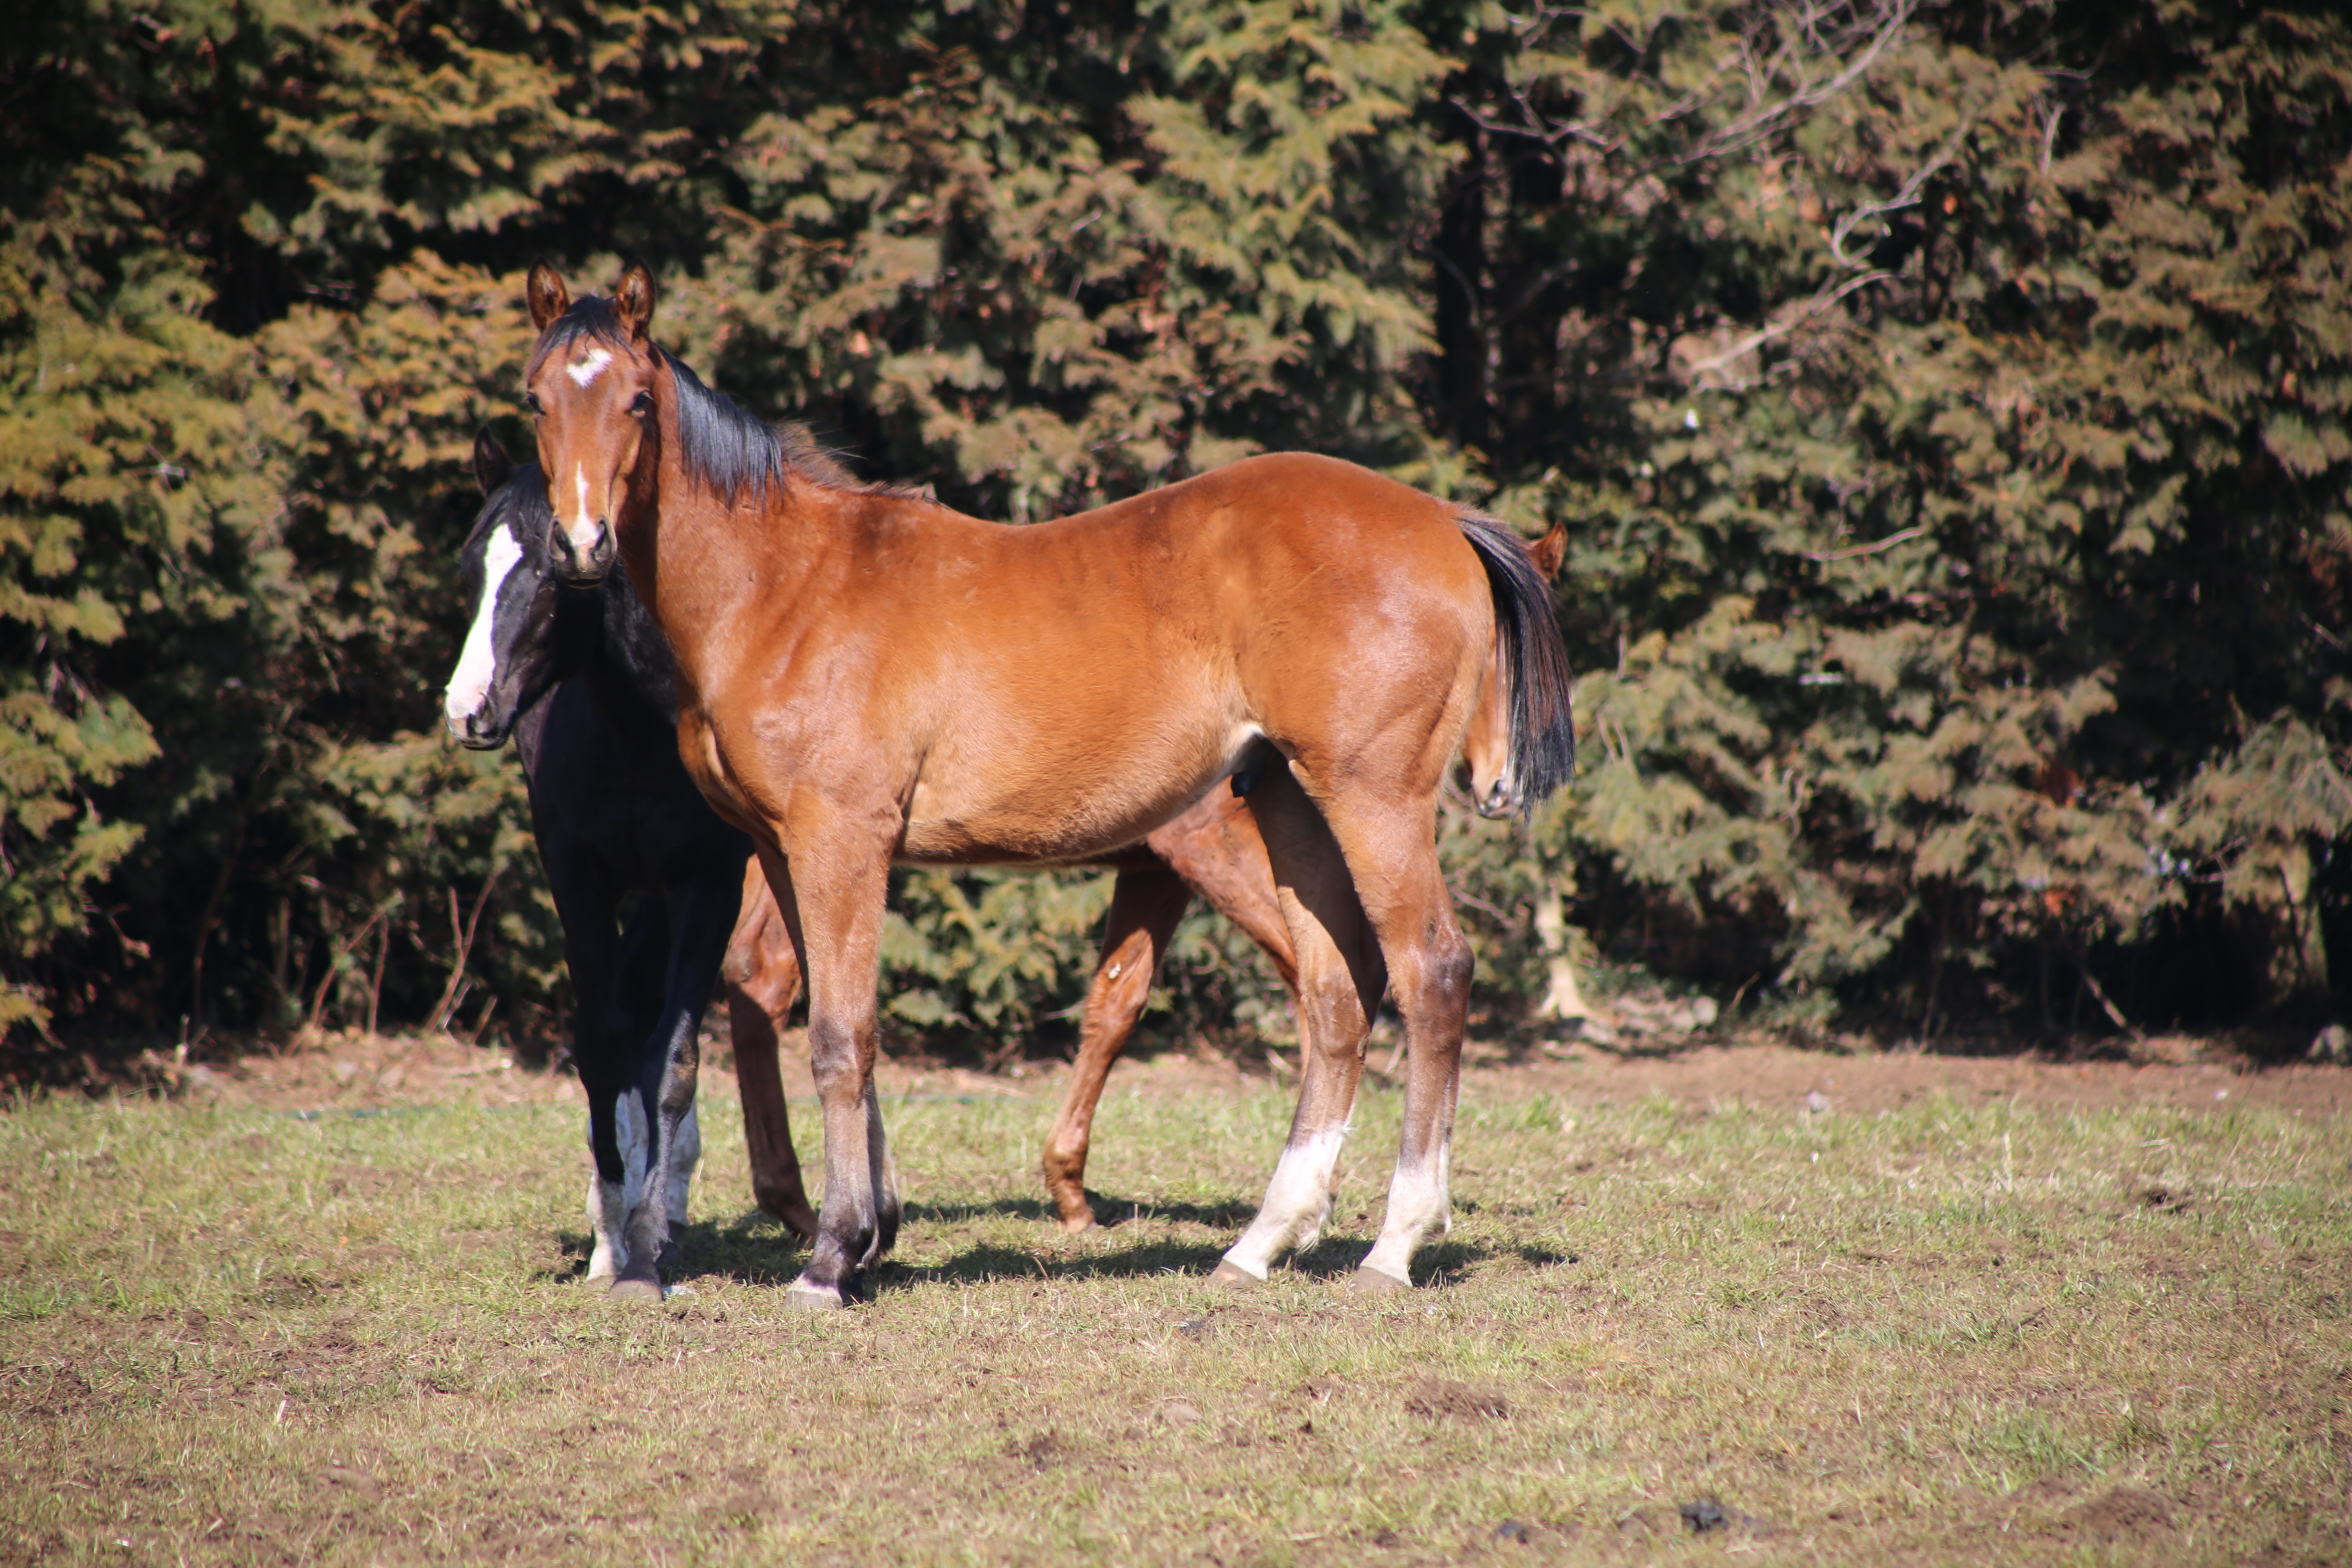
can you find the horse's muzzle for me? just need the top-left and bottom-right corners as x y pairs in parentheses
(449, 707), (514, 751)
(551, 518), (615, 584)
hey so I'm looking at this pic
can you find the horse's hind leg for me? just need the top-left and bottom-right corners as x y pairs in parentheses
(1043, 866), (1193, 1231)
(724, 858), (817, 1241)
(865, 1080), (901, 1258)
(1315, 800), (1474, 1290)
(1213, 760), (1385, 1285)
(1150, 793), (1299, 994)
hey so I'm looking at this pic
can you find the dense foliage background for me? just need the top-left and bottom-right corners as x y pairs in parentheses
(5, 0), (2348, 1069)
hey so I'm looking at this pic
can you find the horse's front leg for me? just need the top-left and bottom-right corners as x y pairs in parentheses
(608, 870), (739, 1303)
(580, 896), (666, 1285)
(756, 839), (894, 1310)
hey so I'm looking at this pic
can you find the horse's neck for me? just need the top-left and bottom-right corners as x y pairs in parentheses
(508, 586), (601, 776)
(635, 396), (830, 690)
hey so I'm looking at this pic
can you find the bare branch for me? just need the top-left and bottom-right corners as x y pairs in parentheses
(1805, 523), (1927, 562)
(1676, 268), (1891, 382)
(1670, 0), (1917, 164)
(1468, 0), (1917, 185)
(1827, 110), (1979, 267)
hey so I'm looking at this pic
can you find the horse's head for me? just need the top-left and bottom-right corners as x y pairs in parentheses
(443, 432), (570, 748)
(521, 262), (662, 584)
(1458, 518), (1568, 817)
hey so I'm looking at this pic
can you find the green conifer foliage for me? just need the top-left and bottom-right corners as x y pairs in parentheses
(1450, 0), (2352, 1029)
(4, 0), (2348, 1058)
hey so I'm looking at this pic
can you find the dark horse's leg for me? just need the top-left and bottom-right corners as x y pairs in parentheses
(607, 867), (741, 1302)
(576, 889), (664, 1285)
(723, 857), (817, 1241)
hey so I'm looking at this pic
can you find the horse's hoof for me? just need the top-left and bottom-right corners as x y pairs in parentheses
(1056, 1208), (1096, 1235)
(605, 1276), (664, 1304)
(1349, 1265), (1411, 1292)
(1207, 1260), (1262, 1290)
(785, 1278), (846, 1312)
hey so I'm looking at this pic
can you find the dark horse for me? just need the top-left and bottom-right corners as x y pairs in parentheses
(520, 265), (1575, 1308)
(442, 433), (822, 1300)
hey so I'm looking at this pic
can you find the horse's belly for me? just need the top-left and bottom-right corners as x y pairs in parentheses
(897, 719), (1261, 866)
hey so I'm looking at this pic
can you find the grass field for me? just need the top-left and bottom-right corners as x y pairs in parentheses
(2, 1047), (2348, 1565)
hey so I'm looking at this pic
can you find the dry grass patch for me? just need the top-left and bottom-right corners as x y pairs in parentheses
(0, 1067), (2347, 1565)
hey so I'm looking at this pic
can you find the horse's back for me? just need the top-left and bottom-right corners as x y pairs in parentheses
(708, 452), (1495, 862)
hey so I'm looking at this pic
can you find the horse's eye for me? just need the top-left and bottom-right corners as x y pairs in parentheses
(630, 391), (653, 416)
(523, 391), (545, 416)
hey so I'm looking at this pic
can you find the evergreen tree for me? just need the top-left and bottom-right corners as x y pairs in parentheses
(4, 0), (2347, 1063)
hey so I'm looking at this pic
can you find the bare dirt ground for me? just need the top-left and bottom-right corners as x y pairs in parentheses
(163, 1020), (2352, 1123)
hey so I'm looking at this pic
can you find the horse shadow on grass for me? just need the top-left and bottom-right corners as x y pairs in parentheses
(549, 1209), (1559, 1299)
(538, 1212), (814, 1289)
(906, 1194), (1259, 1230)
(543, 1191), (1572, 1296)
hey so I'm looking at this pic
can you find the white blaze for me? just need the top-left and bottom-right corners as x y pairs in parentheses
(443, 524), (526, 729)
(572, 462), (596, 543)
(567, 347), (613, 387)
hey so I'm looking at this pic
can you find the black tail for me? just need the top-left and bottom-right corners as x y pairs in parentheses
(1457, 510), (1576, 815)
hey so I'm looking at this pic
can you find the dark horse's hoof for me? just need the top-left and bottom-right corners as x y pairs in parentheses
(605, 1276), (664, 1304)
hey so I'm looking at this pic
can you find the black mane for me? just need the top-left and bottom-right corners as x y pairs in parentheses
(660, 347), (791, 507)
(660, 347), (886, 505)
(463, 455), (551, 561)
(526, 297), (898, 506)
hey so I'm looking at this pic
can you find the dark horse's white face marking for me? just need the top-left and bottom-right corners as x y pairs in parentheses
(443, 444), (563, 749)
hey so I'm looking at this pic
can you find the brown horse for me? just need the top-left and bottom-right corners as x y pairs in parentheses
(731, 523), (1563, 1236)
(695, 552), (1566, 1239)
(520, 264), (1574, 1306)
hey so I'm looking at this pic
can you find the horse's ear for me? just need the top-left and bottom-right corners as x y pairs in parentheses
(526, 265), (570, 331)
(472, 429), (514, 497)
(614, 263), (657, 342)
(1529, 519), (1567, 583)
